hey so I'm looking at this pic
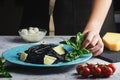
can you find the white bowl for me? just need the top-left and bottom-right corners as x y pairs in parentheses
(18, 27), (47, 42)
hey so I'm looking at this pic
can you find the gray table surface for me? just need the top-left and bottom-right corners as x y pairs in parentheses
(0, 36), (120, 80)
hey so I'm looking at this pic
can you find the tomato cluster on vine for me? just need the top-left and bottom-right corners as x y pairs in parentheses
(76, 63), (116, 78)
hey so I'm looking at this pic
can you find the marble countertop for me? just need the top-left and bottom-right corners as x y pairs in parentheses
(0, 36), (120, 80)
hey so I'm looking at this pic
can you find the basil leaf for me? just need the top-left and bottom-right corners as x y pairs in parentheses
(65, 32), (91, 62)
(0, 71), (12, 78)
(76, 32), (84, 49)
(65, 50), (79, 61)
(65, 40), (78, 50)
(0, 58), (12, 78)
(81, 48), (90, 54)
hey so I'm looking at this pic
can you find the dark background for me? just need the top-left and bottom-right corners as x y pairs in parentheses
(114, 0), (120, 11)
(0, 0), (24, 35)
(0, 0), (120, 35)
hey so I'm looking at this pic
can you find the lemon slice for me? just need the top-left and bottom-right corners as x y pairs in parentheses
(53, 44), (65, 55)
(20, 52), (28, 61)
(44, 55), (57, 65)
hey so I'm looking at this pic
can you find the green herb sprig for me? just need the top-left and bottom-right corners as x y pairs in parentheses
(0, 58), (12, 78)
(65, 32), (91, 61)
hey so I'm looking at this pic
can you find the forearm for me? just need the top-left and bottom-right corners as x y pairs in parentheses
(83, 0), (112, 34)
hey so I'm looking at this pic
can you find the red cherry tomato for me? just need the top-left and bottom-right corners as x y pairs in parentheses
(76, 64), (84, 75)
(97, 64), (104, 69)
(92, 66), (102, 77)
(103, 66), (113, 77)
(81, 66), (90, 78)
(107, 63), (116, 73)
(87, 63), (94, 69)
(97, 64), (105, 74)
(87, 63), (95, 75)
(76, 63), (115, 78)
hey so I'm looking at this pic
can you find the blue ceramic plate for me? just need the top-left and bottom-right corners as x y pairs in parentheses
(2, 43), (92, 67)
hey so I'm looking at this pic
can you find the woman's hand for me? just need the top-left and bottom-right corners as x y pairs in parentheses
(80, 0), (112, 56)
(81, 31), (104, 56)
